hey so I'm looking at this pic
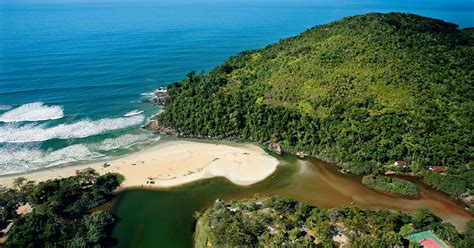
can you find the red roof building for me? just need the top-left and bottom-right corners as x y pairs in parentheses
(394, 160), (407, 166)
(430, 166), (447, 172)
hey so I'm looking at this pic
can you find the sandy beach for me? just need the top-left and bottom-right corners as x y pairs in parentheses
(0, 140), (279, 188)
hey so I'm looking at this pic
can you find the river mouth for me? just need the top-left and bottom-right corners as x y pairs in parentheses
(110, 154), (472, 248)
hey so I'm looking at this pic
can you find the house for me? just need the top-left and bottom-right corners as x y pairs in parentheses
(0, 221), (14, 244)
(15, 203), (32, 216)
(394, 161), (407, 167)
(429, 166), (447, 172)
(0, 222), (13, 235)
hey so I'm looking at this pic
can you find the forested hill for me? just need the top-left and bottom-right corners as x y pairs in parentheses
(158, 13), (473, 195)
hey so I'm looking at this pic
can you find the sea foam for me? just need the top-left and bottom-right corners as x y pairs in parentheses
(0, 131), (159, 175)
(44, 144), (104, 166)
(0, 144), (103, 175)
(95, 133), (160, 151)
(0, 105), (12, 111)
(140, 92), (155, 97)
(123, 110), (144, 117)
(0, 114), (145, 143)
(0, 102), (64, 122)
(97, 134), (148, 151)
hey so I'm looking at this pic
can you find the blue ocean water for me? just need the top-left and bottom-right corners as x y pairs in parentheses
(0, 1), (473, 175)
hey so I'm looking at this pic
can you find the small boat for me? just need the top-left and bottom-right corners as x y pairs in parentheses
(296, 151), (306, 158)
(123, 110), (144, 117)
(338, 168), (348, 174)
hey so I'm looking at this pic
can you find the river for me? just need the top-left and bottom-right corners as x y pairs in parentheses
(110, 153), (472, 247)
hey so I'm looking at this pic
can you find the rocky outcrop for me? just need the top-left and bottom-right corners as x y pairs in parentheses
(143, 115), (179, 136)
(264, 142), (283, 155)
(144, 115), (286, 157)
(142, 88), (167, 106)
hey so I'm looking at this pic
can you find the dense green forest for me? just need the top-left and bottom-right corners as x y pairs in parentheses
(195, 196), (474, 247)
(361, 175), (419, 196)
(0, 170), (121, 247)
(158, 13), (473, 196)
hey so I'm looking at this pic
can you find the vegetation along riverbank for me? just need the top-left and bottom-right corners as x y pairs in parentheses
(195, 196), (474, 247)
(0, 170), (122, 247)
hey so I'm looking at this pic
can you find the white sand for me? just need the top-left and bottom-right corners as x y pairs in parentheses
(0, 140), (279, 188)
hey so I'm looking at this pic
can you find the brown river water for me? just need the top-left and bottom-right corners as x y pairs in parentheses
(110, 152), (472, 247)
(274, 158), (471, 230)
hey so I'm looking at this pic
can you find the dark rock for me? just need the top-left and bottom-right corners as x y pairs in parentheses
(264, 141), (283, 155)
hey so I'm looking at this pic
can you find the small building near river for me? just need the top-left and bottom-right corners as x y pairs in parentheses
(429, 166), (447, 172)
(394, 160), (407, 167)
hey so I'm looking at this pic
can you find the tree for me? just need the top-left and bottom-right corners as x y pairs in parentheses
(412, 209), (440, 229)
(463, 221), (474, 247)
(84, 211), (115, 245)
(5, 173), (121, 247)
(12, 177), (27, 190)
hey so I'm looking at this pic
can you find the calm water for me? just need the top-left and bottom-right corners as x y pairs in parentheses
(0, 1), (473, 174)
(111, 154), (472, 248)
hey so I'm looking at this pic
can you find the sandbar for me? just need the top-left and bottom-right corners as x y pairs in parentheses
(0, 140), (279, 188)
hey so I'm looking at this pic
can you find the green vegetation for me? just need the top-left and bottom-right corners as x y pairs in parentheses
(0, 169), (121, 247)
(158, 13), (473, 196)
(423, 170), (474, 196)
(362, 175), (418, 196)
(195, 196), (473, 247)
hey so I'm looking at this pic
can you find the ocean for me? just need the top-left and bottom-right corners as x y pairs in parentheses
(0, 1), (472, 175)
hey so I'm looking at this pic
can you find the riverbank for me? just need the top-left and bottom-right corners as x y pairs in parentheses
(0, 140), (279, 188)
(110, 158), (473, 248)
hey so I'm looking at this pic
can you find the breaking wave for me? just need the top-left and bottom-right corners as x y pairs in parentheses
(123, 110), (144, 117)
(44, 144), (104, 166)
(0, 132), (159, 175)
(0, 144), (104, 175)
(0, 105), (12, 111)
(0, 102), (64, 122)
(0, 115), (145, 143)
(95, 134), (156, 151)
(140, 91), (155, 97)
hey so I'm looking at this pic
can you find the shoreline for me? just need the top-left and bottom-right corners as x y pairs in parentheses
(0, 140), (280, 189)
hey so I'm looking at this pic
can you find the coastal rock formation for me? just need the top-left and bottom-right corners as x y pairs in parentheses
(142, 87), (167, 106)
(264, 142), (283, 155)
(143, 115), (180, 136)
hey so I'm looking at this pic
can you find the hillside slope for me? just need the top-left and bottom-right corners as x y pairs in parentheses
(158, 13), (473, 195)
